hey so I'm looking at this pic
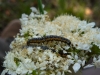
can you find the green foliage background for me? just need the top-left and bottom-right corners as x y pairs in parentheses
(0, 0), (100, 33)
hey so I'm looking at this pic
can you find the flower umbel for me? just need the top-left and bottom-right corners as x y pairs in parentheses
(1, 7), (100, 75)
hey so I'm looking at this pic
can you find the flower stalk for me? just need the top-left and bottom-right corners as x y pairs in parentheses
(37, 0), (44, 14)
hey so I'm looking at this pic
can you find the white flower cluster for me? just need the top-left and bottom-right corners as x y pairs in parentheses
(1, 7), (100, 75)
(52, 15), (100, 51)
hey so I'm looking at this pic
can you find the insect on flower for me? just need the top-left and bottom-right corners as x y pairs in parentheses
(27, 35), (71, 46)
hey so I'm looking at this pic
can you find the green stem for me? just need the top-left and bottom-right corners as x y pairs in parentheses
(37, 0), (44, 14)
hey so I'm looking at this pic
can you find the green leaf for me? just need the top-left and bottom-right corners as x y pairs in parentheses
(32, 70), (37, 75)
(37, 0), (44, 14)
(23, 31), (30, 38)
(14, 57), (20, 66)
(90, 44), (100, 55)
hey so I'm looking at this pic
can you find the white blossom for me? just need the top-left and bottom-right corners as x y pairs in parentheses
(27, 47), (33, 55)
(30, 7), (38, 13)
(73, 63), (81, 73)
(94, 60), (100, 68)
(2, 7), (100, 75)
(84, 64), (94, 69)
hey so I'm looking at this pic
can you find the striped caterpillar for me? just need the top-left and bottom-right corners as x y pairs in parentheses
(27, 35), (71, 46)
(27, 35), (71, 57)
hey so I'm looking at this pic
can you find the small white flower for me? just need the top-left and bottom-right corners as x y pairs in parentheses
(8, 70), (17, 75)
(82, 60), (86, 66)
(87, 22), (95, 28)
(84, 64), (94, 69)
(30, 7), (38, 13)
(27, 47), (33, 55)
(44, 10), (47, 14)
(77, 60), (82, 64)
(1, 69), (9, 75)
(93, 57), (97, 62)
(21, 13), (28, 18)
(67, 59), (74, 65)
(75, 55), (78, 60)
(76, 42), (91, 52)
(62, 71), (65, 75)
(29, 12), (34, 18)
(63, 46), (70, 50)
(42, 4), (45, 8)
(63, 65), (69, 71)
(94, 60), (100, 68)
(98, 55), (100, 59)
(57, 72), (61, 75)
(73, 63), (81, 73)
(63, 50), (67, 53)
(67, 55), (73, 59)
(3, 52), (17, 70)
(40, 67), (46, 70)
(36, 47), (41, 50)
(24, 59), (32, 63)
(40, 71), (46, 75)
(16, 62), (28, 74)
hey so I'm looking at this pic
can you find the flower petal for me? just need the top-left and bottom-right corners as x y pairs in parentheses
(73, 63), (81, 73)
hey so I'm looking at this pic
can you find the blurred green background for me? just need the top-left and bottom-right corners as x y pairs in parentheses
(0, 0), (100, 34)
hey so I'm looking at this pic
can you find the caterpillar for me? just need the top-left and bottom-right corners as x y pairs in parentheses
(27, 35), (71, 46)
(27, 35), (71, 58)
